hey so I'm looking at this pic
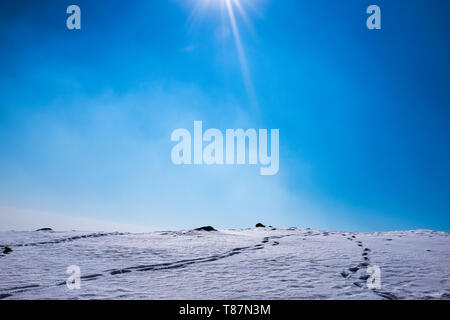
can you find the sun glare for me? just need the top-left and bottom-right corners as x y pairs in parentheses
(189, 0), (259, 111)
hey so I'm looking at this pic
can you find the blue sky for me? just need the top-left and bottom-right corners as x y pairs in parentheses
(0, 0), (449, 231)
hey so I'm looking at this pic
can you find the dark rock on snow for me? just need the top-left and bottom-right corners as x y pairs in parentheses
(3, 246), (12, 254)
(194, 226), (217, 232)
(36, 228), (53, 231)
(255, 223), (266, 228)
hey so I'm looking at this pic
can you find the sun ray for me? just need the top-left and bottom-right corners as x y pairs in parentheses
(188, 0), (259, 112)
(224, 0), (258, 111)
(231, 0), (254, 33)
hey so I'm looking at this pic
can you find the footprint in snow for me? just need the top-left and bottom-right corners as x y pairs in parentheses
(349, 267), (359, 273)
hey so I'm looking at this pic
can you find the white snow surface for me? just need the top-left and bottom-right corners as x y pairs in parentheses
(0, 228), (449, 300)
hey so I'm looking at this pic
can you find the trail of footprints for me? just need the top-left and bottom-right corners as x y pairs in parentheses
(1, 231), (406, 300)
(340, 234), (399, 300)
(7, 232), (125, 248)
(0, 234), (283, 298)
(73, 235), (283, 281)
(1, 232), (124, 259)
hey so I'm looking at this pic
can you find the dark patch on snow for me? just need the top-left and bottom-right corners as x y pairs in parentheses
(373, 290), (398, 300)
(35, 228), (53, 231)
(81, 274), (103, 281)
(194, 226), (217, 232)
(110, 269), (132, 275)
(3, 246), (12, 254)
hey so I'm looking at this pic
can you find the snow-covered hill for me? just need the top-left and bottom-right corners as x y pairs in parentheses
(0, 228), (449, 300)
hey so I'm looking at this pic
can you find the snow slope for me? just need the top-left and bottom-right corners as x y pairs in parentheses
(0, 228), (449, 300)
